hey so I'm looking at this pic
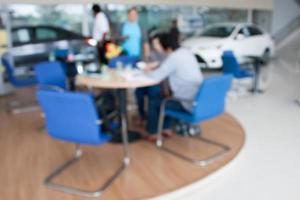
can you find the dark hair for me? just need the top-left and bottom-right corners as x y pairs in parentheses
(159, 32), (179, 51)
(148, 33), (161, 47)
(150, 33), (160, 40)
(172, 19), (177, 26)
(92, 4), (102, 13)
(127, 7), (137, 14)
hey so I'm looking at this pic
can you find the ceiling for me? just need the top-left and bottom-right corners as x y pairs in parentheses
(1, 0), (273, 10)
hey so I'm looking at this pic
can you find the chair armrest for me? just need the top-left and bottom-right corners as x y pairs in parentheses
(106, 111), (118, 120)
(160, 97), (196, 112)
(95, 119), (103, 125)
(162, 97), (196, 107)
(95, 111), (117, 126)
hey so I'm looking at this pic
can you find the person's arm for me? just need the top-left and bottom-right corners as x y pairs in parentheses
(143, 42), (150, 60)
(146, 56), (174, 81)
(141, 25), (149, 59)
(118, 35), (129, 41)
(144, 61), (160, 71)
(118, 23), (129, 42)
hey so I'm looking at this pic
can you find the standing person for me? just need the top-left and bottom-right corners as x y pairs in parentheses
(144, 33), (203, 140)
(169, 19), (180, 44)
(92, 4), (110, 64)
(121, 7), (147, 58)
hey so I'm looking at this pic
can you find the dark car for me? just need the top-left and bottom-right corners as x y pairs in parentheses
(9, 25), (97, 68)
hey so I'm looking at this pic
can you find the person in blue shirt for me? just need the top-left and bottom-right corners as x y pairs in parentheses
(121, 7), (147, 58)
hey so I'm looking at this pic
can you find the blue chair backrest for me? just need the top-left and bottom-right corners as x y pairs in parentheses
(1, 55), (18, 85)
(37, 89), (105, 145)
(108, 55), (139, 68)
(34, 61), (67, 89)
(192, 75), (232, 122)
(1, 55), (37, 87)
(222, 50), (241, 76)
(54, 49), (69, 59)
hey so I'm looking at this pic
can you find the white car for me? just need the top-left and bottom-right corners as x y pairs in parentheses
(182, 23), (275, 69)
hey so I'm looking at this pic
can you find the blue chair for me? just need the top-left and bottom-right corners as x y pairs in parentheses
(34, 61), (67, 90)
(156, 75), (233, 166)
(37, 88), (128, 197)
(34, 61), (119, 134)
(108, 55), (139, 68)
(1, 55), (38, 114)
(1, 55), (37, 87)
(222, 50), (254, 79)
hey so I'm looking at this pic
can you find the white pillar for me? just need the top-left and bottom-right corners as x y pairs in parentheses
(247, 9), (253, 23)
(0, 6), (13, 96)
(82, 4), (90, 36)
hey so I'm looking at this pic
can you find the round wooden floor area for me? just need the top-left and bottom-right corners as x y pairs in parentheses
(0, 100), (245, 200)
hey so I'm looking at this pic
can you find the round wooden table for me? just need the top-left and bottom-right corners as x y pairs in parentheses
(76, 69), (159, 89)
(76, 69), (159, 163)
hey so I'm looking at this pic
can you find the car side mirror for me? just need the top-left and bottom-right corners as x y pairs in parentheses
(235, 33), (245, 40)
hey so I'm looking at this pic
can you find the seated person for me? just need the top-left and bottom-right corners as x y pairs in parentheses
(135, 34), (166, 124)
(144, 32), (203, 140)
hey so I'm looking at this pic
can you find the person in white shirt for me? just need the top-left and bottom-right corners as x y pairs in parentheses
(92, 4), (110, 64)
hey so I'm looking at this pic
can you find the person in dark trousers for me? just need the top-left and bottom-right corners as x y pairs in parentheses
(92, 4), (110, 64)
(143, 33), (203, 141)
(135, 34), (166, 125)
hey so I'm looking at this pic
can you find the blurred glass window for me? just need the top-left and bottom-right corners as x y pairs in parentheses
(12, 28), (30, 44)
(200, 25), (235, 38)
(248, 26), (263, 36)
(238, 27), (250, 37)
(36, 27), (58, 41)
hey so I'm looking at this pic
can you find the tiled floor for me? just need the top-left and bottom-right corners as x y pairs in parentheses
(156, 28), (300, 200)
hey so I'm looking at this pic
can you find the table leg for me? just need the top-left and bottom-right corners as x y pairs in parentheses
(110, 89), (142, 144)
(118, 89), (130, 165)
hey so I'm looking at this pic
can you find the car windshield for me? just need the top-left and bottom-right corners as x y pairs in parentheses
(200, 25), (235, 38)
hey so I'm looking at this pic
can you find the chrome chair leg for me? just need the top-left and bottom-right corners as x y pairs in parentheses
(8, 100), (39, 114)
(44, 144), (127, 198)
(159, 135), (230, 167)
(10, 105), (39, 114)
(156, 101), (230, 167)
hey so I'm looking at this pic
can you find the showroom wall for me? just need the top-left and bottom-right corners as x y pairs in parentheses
(272, 0), (300, 34)
(6, 4), (272, 37)
(3, 0), (273, 10)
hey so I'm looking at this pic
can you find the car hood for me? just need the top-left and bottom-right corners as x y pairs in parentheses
(182, 37), (227, 49)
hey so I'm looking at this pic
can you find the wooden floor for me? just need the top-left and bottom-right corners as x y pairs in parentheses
(0, 88), (245, 200)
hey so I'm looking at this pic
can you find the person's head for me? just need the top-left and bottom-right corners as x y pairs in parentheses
(92, 4), (102, 17)
(171, 19), (177, 27)
(159, 32), (179, 54)
(127, 7), (138, 22)
(150, 34), (164, 53)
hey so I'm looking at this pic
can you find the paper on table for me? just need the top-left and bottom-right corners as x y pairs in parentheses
(81, 73), (111, 81)
(136, 61), (147, 70)
(121, 69), (155, 82)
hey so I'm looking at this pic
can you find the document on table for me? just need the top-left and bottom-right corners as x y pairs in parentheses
(121, 70), (156, 82)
